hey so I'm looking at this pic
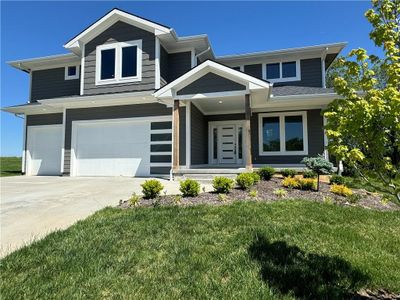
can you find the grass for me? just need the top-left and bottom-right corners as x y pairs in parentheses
(1, 201), (399, 299)
(0, 157), (21, 177)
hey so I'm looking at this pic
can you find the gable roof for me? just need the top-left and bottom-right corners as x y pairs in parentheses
(153, 60), (271, 99)
(64, 8), (172, 53)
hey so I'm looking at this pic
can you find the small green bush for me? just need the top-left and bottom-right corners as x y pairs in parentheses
(330, 174), (345, 185)
(249, 190), (258, 199)
(213, 176), (235, 194)
(330, 184), (353, 197)
(141, 179), (164, 199)
(347, 193), (362, 204)
(179, 179), (200, 197)
(250, 172), (261, 184)
(281, 169), (297, 178)
(273, 188), (287, 198)
(218, 193), (228, 202)
(236, 173), (255, 190)
(282, 177), (300, 189)
(298, 178), (317, 190)
(258, 166), (275, 181)
(303, 170), (317, 179)
(129, 193), (141, 207)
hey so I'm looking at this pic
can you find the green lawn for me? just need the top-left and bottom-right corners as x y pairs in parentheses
(0, 157), (21, 177)
(1, 201), (399, 299)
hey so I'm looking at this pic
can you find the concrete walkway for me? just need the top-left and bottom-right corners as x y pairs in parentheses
(0, 176), (185, 257)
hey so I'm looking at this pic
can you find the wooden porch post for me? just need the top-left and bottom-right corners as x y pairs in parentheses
(173, 99), (180, 170)
(245, 94), (253, 170)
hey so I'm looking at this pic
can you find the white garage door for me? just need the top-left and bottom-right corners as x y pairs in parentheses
(72, 119), (151, 177)
(27, 125), (62, 176)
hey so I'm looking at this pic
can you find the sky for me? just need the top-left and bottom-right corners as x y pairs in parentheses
(1, 1), (380, 156)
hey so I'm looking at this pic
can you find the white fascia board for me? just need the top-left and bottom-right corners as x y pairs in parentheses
(8, 53), (79, 71)
(154, 60), (270, 99)
(2, 104), (63, 115)
(64, 9), (170, 49)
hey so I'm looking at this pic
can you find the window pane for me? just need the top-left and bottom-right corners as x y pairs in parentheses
(213, 128), (218, 159)
(122, 46), (137, 77)
(262, 117), (280, 152)
(101, 49), (115, 80)
(266, 63), (280, 79)
(232, 66), (241, 71)
(282, 61), (296, 78)
(68, 66), (76, 76)
(285, 115), (304, 151)
(238, 127), (243, 159)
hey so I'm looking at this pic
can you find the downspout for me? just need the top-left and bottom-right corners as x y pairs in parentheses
(195, 46), (211, 62)
(321, 47), (328, 88)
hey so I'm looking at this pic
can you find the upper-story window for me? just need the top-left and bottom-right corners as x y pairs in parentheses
(95, 40), (142, 85)
(65, 65), (79, 80)
(263, 60), (300, 83)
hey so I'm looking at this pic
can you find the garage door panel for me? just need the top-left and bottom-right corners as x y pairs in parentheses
(73, 120), (151, 177)
(27, 125), (62, 176)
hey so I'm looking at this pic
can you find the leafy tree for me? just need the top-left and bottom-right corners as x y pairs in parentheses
(302, 156), (334, 191)
(324, 0), (400, 202)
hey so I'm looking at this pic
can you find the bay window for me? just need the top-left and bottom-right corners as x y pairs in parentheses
(96, 40), (142, 85)
(259, 111), (308, 155)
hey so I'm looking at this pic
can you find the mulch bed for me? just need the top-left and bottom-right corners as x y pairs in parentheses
(119, 178), (399, 211)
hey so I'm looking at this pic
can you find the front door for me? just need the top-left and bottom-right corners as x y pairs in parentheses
(209, 121), (244, 165)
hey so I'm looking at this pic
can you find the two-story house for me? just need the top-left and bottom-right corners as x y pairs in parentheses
(3, 8), (346, 178)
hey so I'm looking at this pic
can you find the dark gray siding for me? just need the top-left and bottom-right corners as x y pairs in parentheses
(160, 46), (169, 87)
(178, 73), (246, 95)
(26, 113), (63, 126)
(63, 103), (171, 174)
(274, 58), (322, 87)
(31, 68), (80, 102)
(251, 109), (324, 164)
(83, 21), (155, 95)
(190, 103), (208, 165)
(167, 51), (191, 82)
(244, 64), (262, 79)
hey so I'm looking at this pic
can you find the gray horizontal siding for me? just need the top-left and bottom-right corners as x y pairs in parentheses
(31, 68), (80, 102)
(26, 113), (63, 126)
(178, 73), (246, 95)
(160, 46), (169, 87)
(83, 21), (155, 95)
(190, 103), (208, 165)
(244, 64), (262, 79)
(63, 103), (171, 174)
(251, 109), (324, 164)
(168, 51), (191, 82)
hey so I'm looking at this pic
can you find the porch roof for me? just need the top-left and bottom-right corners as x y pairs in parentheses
(153, 60), (272, 100)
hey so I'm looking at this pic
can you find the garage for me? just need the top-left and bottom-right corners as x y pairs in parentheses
(71, 119), (151, 177)
(26, 125), (63, 175)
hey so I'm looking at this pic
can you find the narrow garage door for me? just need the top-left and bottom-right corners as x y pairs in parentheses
(26, 125), (62, 175)
(72, 120), (151, 177)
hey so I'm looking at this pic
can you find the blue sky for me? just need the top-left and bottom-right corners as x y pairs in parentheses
(1, 1), (379, 156)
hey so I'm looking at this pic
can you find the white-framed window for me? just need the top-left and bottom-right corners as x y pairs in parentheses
(95, 39), (142, 85)
(258, 111), (308, 156)
(65, 65), (79, 80)
(262, 60), (300, 83)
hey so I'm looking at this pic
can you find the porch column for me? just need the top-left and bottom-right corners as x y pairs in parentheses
(245, 94), (253, 170)
(173, 99), (180, 170)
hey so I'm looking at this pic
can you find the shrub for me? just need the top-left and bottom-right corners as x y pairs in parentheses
(303, 170), (317, 179)
(330, 184), (353, 197)
(218, 193), (228, 202)
(141, 179), (164, 199)
(282, 177), (300, 189)
(302, 155), (334, 191)
(323, 196), (334, 205)
(347, 193), (362, 204)
(173, 195), (182, 204)
(273, 188), (287, 198)
(249, 190), (258, 199)
(213, 176), (235, 194)
(330, 174), (345, 185)
(236, 173), (255, 190)
(281, 169), (297, 178)
(179, 179), (200, 197)
(250, 172), (261, 184)
(129, 193), (141, 207)
(258, 166), (275, 181)
(298, 178), (317, 191)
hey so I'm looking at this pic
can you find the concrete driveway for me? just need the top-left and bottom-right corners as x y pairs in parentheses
(0, 176), (181, 257)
